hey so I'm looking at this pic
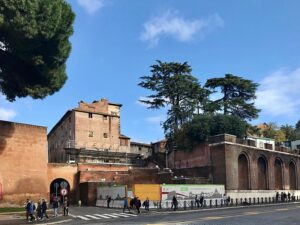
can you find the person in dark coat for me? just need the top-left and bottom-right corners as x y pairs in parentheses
(171, 196), (178, 211)
(63, 197), (69, 216)
(41, 199), (49, 220)
(107, 196), (112, 208)
(199, 195), (204, 207)
(52, 197), (59, 217)
(135, 197), (141, 214)
(142, 197), (150, 211)
(25, 199), (31, 221)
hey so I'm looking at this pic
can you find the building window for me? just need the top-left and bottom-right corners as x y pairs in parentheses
(138, 147), (142, 151)
(103, 115), (108, 120)
(111, 111), (117, 116)
(103, 133), (108, 138)
(88, 113), (93, 118)
(120, 139), (128, 146)
(89, 131), (93, 137)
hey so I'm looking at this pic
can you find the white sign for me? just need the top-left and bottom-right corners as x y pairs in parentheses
(161, 184), (225, 205)
(60, 188), (68, 196)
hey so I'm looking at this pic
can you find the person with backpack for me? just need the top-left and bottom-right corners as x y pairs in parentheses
(25, 199), (31, 221)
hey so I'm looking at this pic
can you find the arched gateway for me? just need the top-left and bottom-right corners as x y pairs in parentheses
(289, 161), (297, 190)
(274, 158), (283, 190)
(50, 178), (70, 203)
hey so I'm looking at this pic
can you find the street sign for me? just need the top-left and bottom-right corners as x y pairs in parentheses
(60, 181), (68, 188)
(60, 188), (68, 196)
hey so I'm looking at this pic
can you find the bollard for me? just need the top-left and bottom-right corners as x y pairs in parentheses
(191, 200), (194, 209)
(269, 197), (271, 203)
(215, 199), (218, 208)
(297, 196), (299, 201)
(249, 198), (251, 204)
(159, 201), (162, 209)
(272, 197), (275, 203)
(204, 199), (207, 208)
(261, 197), (264, 204)
(231, 199), (233, 206)
(221, 199), (223, 207)
(257, 197), (260, 204)
(235, 198), (238, 206)
(209, 199), (212, 208)
(184, 200), (186, 210)
(265, 197), (267, 203)
(240, 198), (243, 205)
(253, 197), (256, 205)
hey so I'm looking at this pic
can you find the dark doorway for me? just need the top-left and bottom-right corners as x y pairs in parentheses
(289, 162), (296, 190)
(274, 159), (283, 190)
(50, 178), (70, 203)
(238, 154), (249, 190)
(257, 157), (268, 189)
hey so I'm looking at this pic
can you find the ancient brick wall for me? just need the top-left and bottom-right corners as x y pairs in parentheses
(0, 121), (48, 205)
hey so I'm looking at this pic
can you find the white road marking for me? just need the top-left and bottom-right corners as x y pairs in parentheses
(103, 213), (119, 218)
(111, 213), (131, 217)
(76, 215), (90, 220)
(86, 215), (101, 219)
(94, 214), (111, 219)
(120, 212), (138, 217)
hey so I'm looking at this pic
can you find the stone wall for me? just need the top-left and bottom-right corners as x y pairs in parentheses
(0, 120), (48, 205)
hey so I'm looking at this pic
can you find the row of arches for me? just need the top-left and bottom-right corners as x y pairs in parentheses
(238, 154), (297, 190)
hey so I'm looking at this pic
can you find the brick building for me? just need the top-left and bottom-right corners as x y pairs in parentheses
(168, 134), (300, 198)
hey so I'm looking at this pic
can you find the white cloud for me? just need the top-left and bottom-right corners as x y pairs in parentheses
(76, 0), (105, 15)
(140, 10), (224, 46)
(0, 108), (16, 120)
(256, 68), (300, 117)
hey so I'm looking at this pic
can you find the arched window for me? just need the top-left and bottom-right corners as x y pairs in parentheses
(289, 161), (297, 190)
(238, 154), (250, 190)
(257, 156), (268, 189)
(274, 158), (283, 190)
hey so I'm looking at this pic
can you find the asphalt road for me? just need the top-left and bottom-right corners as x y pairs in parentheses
(2, 202), (300, 225)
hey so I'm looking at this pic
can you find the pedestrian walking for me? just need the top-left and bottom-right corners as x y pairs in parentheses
(25, 199), (31, 221)
(171, 196), (178, 211)
(142, 197), (150, 211)
(52, 197), (59, 217)
(135, 197), (141, 214)
(276, 192), (279, 202)
(63, 197), (69, 216)
(288, 192), (291, 201)
(36, 200), (42, 220)
(107, 195), (112, 208)
(123, 197), (130, 213)
(195, 195), (200, 208)
(28, 200), (36, 222)
(41, 199), (49, 220)
(199, 195), (204, 207)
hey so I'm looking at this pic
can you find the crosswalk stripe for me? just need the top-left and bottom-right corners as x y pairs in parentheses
(86, 215), (101, 219)
(94, 214), (111, 219)
(77, 216), (90, 220)
(103, 213), (119, 218)
(111, 213), (131, 217)
(120, 212), (138, 217)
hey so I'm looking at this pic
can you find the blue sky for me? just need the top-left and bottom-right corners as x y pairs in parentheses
(1, 0), (300, 143)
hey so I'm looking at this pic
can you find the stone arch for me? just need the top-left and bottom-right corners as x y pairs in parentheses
(238, 153), (250, 190)
(257, 155), (268, 190)
(49, 178), (70, 203)
(289, 161), (297, 190)
(274, 158), (283, 190)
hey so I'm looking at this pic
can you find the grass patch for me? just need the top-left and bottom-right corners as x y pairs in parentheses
(0, 207), (24, 213)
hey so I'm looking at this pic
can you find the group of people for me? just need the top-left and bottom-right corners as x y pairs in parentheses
(276, 192), (294, 202)
(122, 196), (149, 214)
(25, 196), (69, 222)
(194, 195), (205, 208)
(25, 198), (49, 222)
